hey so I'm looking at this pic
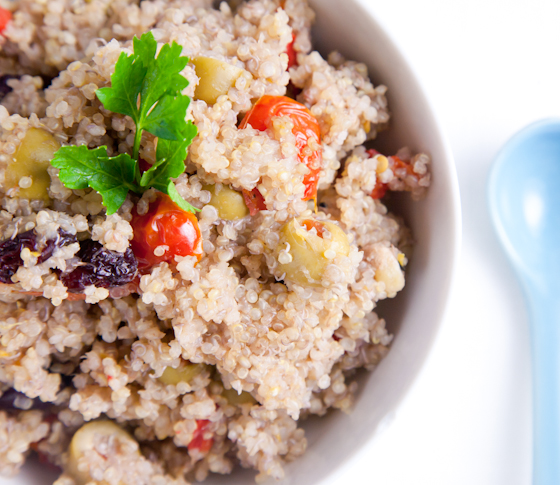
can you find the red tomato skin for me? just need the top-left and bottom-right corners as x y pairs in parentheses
(286, 34), (297, 68)
(302, 219), (325, 237)
(242, 187), (267, 216)
(370, 182), (388, 199)
(0, 7), (11, 33)
(188, 419), (213, 454)
(368, 150), (416, 199)
(130, 193), (203, 271)
(240, 95), (322, 204)
(367, 149), (389, 199)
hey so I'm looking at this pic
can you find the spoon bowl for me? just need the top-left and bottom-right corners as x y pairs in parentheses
(489, 118), (560, 485)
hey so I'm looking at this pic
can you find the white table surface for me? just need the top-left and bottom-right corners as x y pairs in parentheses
(330, 0), (560, 484)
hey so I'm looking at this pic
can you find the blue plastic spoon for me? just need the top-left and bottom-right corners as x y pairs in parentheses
(488, 119), (560, 485)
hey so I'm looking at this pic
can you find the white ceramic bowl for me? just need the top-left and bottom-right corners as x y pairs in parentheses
(2, 1), (460, 484)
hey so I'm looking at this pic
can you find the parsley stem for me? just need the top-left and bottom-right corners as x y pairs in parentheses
(133, 127), (143, 183)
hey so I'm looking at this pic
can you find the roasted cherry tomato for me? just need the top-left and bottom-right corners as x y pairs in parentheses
(370, 182), (388, 200)
(239, 95), (322, 213)
(241, 187), (266, 216)
(0, 7), (11, 34)
(368, 149), (387, 199)
(301, 218), (325, 237)
(367, 148), (419, 199)
(286, 33), (297, 69)
(188, 419), (213, 454)
(130, 192), (203, 271)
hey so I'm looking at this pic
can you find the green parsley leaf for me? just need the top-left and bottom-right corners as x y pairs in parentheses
(141, 123), (199, 212)
(140, 40), (189, 119)
(51, 146), (137, 215)
(50, 32), (199, 217)
(140, 123), (197, 188)
(132, 30), (157, 67)
(96, 32), (190, 159)
(95, 49), (147, 125)
(142, 94), (191, 141)
(166, 181), (199, 213)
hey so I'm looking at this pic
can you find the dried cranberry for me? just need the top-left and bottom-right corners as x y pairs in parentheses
(0, 229), (78, 284)
(37, 230), (77, 264)
(61, 240), (138, 291)
(0, 230), (37, 284)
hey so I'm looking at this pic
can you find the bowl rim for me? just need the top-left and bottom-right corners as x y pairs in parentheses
(306, 0), (463, 481)
(356, 0), (463, 410)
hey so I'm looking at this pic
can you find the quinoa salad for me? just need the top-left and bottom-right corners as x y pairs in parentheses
(0, 0), (431, 483)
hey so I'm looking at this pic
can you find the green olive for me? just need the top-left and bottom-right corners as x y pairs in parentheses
(4, 128), (60, 202)
(277, 218), (350, 287)
(204, 184), (249, 220)
(158, 363), (208, 386)
(222, 388), (256, 406)
(67, 420), (138, 485)
(191, 57), (244, 105)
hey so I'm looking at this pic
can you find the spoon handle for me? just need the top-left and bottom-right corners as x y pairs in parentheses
(528, 288), (560, 485)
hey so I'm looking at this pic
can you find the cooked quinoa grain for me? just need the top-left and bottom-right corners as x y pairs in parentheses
(0, 0), (431, 483)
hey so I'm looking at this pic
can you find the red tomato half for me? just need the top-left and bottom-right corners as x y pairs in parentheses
(239, 95), (322, 212)
(130, 192), (203, 271)
(0, 7), (11, 34)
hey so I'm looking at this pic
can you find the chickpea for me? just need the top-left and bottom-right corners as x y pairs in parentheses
(67, 420), (139, 485)
(222, 388), (256, 406)
(373, 246), (405, 297)
(277, 218), (350, 287)
(4, 128), (60, 202)
(204, 184), (249, 220)
(158, 362), (208, 385)
(191, 57), (244, 105)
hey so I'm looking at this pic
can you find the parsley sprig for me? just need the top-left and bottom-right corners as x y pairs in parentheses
(51, 32), (198, 215)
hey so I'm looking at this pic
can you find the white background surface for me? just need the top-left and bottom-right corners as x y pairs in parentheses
(328, 0), (560, 484)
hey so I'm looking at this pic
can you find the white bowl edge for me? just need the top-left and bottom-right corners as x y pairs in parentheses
(273, 0), (462, 483)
